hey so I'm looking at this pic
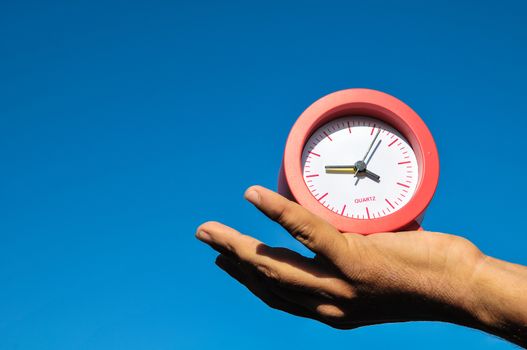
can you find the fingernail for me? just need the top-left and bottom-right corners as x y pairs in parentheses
(244, 189), (260, 205)
(196, 230), (211, 242)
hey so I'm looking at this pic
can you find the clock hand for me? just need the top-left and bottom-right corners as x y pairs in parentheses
(325, 165), (357, 174)
(365, 139), (382, 166)
(326, 129), (383, 183)
(355, 128), (381, 181)
(325, 165), (380, 181)
(363, 169), (380, 182)
(355, 137), (383, 186)
(361, 128), (381, 162)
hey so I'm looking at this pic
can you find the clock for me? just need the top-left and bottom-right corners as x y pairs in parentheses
(278, 89), (439, 234)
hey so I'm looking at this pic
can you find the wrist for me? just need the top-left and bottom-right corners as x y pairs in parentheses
(416, 243), (489, 327)
(365, 234), (490, 326)
(463, 256), (527, 346)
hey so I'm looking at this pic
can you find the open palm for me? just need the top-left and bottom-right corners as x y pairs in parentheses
(196, 186), (483, 328)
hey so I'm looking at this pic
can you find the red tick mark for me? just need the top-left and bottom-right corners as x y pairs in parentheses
(323, 131), (333, 141)
(318, 192), (328, 201)
(309, 151), (320, 157)
(340, 204), (346, 215)
(397, 182), (410, 188)
(366, 207), (371, 219)
(388, 138), (398, 147)
(306, 174), (319, 178)
(398, 161), (411, 165)
(385, 198), (395, 209)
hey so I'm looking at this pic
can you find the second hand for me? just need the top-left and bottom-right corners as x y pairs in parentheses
(355, 128), (381, 185)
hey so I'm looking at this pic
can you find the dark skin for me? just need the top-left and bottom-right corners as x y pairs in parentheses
(196, 186), (527, 347)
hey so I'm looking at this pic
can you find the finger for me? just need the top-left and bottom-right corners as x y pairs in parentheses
(243, 185), (350, 261)
(197, 221), (265, 264)
(253, 246), (356, 299)
(215, 255), (316, 320)
(217, 255), (349, 327)
(197, 222), (355, 299)
(255, 264), (348, 324)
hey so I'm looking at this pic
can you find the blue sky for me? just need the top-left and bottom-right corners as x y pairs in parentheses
(1, 1), (526, 349)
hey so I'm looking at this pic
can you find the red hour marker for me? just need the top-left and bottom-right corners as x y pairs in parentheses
(397, 182), (410, 188)
(340, 204), (346, 215)
(370, 124), (376, 135)
(388, 138), (398, 147)
(347, 121), (351, 133)
(306, 174), (319, 178)
(318, 192), (328, 201)
(398, 161), (411, 165)
(323, 131), (333, 141)
(366, 207), (371, 219)
(385, 198), (395, 209)
(309, 151), (320, 157)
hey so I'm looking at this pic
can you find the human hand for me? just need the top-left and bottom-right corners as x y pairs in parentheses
(196, 186), (527, 346)
(196, 186), (484, 327)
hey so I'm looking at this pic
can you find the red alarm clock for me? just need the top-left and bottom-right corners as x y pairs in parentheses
(278, 89), (439, 234)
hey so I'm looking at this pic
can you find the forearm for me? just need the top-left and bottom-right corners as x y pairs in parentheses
(463, 256), (527, 347)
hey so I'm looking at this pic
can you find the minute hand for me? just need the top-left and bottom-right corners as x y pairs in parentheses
(361, 129), (381, 162)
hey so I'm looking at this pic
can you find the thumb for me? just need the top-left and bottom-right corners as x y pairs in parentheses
(244, 185), (349, 262)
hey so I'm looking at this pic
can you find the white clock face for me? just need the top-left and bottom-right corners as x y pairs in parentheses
(302, 116), (419, 219)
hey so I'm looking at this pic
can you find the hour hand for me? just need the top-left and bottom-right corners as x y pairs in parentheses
(325, 165), (357, 174)
(364, 169), (381, 182)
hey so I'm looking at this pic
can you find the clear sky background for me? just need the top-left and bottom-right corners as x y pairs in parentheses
(1, 1), (526, 349)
